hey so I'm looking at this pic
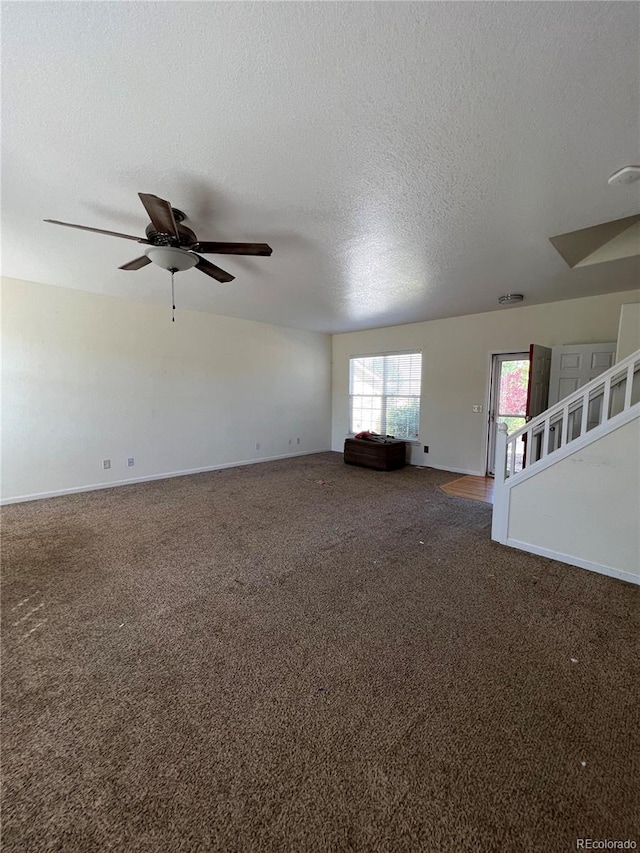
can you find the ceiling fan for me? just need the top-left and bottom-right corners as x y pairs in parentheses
(44, 192), (272, 283)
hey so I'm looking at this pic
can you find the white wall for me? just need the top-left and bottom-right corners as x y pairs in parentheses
(506, 416), (640, 584)
(616, 301), (640, 361)
(332, 290), (640, 475)
(1, 277), (332, 502)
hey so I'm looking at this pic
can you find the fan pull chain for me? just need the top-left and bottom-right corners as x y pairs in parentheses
(171, 270), (176, 322)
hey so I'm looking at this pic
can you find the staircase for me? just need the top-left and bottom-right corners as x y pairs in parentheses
(492, 347), (640, 584)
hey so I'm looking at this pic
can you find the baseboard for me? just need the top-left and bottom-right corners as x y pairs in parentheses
(422, 464), (485, 477)
(0, 449), (330, 506)
(505, 538), (640, 587)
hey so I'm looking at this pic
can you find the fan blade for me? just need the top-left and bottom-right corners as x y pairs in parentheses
(138, 193), (179, 239)
(44, 220), (148, 242)
(195, 255), (235, 282)
(196, 241), (272, 256)
(119, 255), (152, 270)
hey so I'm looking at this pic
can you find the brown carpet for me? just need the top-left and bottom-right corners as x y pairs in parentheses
(1, 453), (638, 852)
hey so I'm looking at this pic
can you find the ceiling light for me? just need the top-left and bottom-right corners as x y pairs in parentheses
(608, 165), (640, 186)
(498, 294), (524, 305)
(145, 246), (198, 272)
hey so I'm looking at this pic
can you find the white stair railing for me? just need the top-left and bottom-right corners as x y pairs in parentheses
(504, 348), (640, 480)
(492, 347), (640, 544)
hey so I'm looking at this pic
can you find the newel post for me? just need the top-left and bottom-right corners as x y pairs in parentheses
(491, 423), (509, 544)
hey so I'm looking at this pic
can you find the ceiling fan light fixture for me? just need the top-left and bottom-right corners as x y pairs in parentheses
(145, 246), (198, 272)
(498, 293), (524, 305)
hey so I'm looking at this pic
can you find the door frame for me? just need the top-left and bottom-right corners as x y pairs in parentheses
(485, 350), (530, 476)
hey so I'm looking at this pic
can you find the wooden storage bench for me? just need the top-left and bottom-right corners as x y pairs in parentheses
(343, 438), (407, 471)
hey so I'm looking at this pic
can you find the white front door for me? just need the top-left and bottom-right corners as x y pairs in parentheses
(487, 352), (530, 475)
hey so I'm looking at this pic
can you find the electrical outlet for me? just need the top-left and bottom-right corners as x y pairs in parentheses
(102, 459), (111, 470)
(288, 438), (292, 445)
(472, 404), (483, 413)
(423, 446), (429, 454)
(127, 457), (135, 467)
(256, 442), (260, 450)
(296, 438), (301, 444)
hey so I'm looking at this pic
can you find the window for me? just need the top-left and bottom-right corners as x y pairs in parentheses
(349, 352), (422, 440)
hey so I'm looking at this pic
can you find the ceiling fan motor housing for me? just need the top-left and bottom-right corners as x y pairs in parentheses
(145, 217), (197, 248)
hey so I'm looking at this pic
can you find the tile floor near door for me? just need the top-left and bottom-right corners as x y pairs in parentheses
(439, 474), (494, 504)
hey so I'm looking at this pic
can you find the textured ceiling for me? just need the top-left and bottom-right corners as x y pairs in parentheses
(2, 1), (639, 333)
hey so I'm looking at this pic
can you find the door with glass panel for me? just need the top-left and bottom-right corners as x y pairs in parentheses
(487, 353), (530, 475)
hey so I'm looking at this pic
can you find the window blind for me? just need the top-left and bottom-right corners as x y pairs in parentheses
(349, 352), (422, 440)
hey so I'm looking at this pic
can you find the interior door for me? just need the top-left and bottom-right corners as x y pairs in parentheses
(547, 342), (617, 447)
(487, 352), (530, 475)
(548, 343), (617, 405)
